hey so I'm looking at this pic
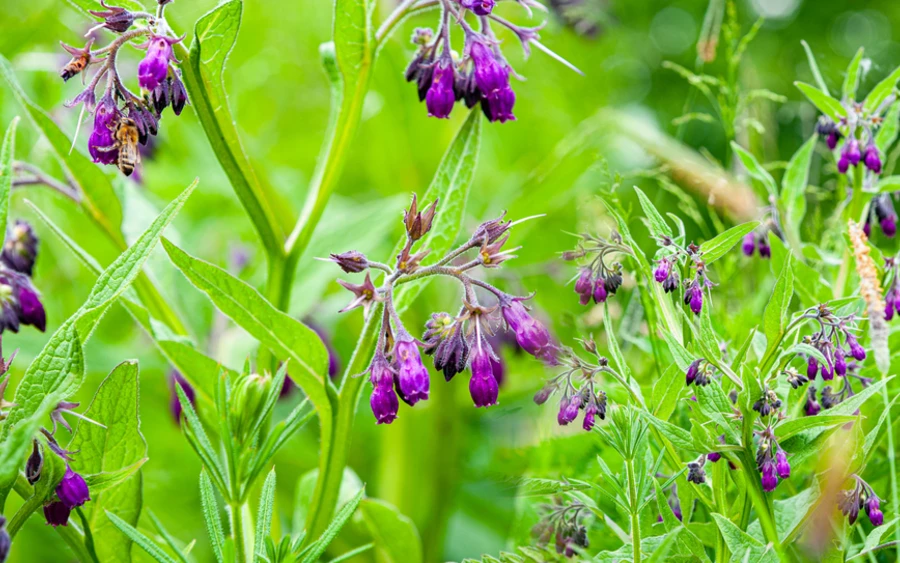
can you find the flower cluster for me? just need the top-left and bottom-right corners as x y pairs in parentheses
(838, 475), (884, 527)
(0, 221), (45, 334)
(884, 254), (900, 321)
(329, 196), (555, 424)
(31, 436), (92, 527)
(685, 358), (716, 387)
(686, 456), (707, 484)
(789, 304), (870, 414)
(816, 109), (887, 177)
(741, 207), (783, 260)
(653, 238), (715, 316)
(563, 231), (630, 306)
(864, 194), (897, 239)
(531, 498), (589, 558)
(404, 0), (579, 122)
(60, 2), (187, 177)
(533, 342), (611, 431)
(754, 425), (791, 492)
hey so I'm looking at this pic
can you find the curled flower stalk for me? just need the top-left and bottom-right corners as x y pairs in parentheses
(531, 498), (590, 558)
(839, 474), (884, 527)
(562, 231), (631, 306)
(58, 1), (187, 177)
(533, 343), (613, 431)
(328, 195), (556, 423)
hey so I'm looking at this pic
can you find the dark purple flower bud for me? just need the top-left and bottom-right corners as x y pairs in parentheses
(834, 348), (847, 377)
(369, 357), (399, 424)
(574, 268), (593, 305)
(592, 279), (607, 304)
(533, 385), (554, 405)
(0, 515), (8, 563)
(707, 451), (721, 462)
(328, 250), (369, 273)
(469, 345), (499, 408)
(757, 237), (771, 258)
(460, 0), (494, 15)
(16, 282), (46, 332)
(761, 462), (778, 492)
(425, 60), (456, 119)
(887, 290), (896, 321)
(845, 138), (861, 166)
(170, 371), (195, 423)
(827, 132), (840, 150)
(2, 221), (39, 276)
(775, 449), (790, 479)
(845, 335), (865, 362)
(866, 496), (883, 527)
(395, 335), (429, 405)
(742, 232), (755, 256)
(582, 403), (598, 431)
(138, 36), (177, 91)
(431, 326), (470, 382)
(653, 259), (670, 283)
(501, 298), (553, 360)
(88, 95), (120, 165)
(684, 284), (703, 315)
(838, 153), (851, 174)
(662, 271), (679, 293)
(864, 218), (872, 238)
(686, 359), (702, 386)
(821, 360), (834, 381)
(686, 461), (706, 484)
(864, 144), (882, 173)
(804, 388), (821, 416)
(481, 86), (516, 124)
(881, 216), (897, 237)
(807, 356), (818, 380)
(26, 440), (43, 485)
(557, 395), (581, 425)
(43, 501), (71, 527)
(56, 466), (90, 509)
(469, 41), (516, 123)
(89, 1), (136, 33)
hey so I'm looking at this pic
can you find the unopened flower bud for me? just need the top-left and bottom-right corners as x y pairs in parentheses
(56, 466), (90, 509)
(2, 221), (38, 276)
(26, 440), (43, 485)
(231, 373), (272, 440)
(43, 501), (71, 527)
(469, 345), (499, 408)
(328, 250), (369, 273)
(89, 2), (136, 33)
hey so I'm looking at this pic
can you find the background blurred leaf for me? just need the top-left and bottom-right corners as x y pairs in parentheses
(699, 221), (758, 265)
(68, 361), (148, 563)
(0, 117), (19, 233)
(361, 498), (423, 563)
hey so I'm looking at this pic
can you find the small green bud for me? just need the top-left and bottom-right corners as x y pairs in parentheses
(230, 373), (273, 442)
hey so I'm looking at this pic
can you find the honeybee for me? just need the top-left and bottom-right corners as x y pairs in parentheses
(97, 117), (141, 176)
(59, 40), (93, 83)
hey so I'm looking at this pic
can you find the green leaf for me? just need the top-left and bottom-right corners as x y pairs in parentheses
(731, 143), (778, 197)
(68, 361), (148, 563)
(651, 364), (683, 421)
(301, 487), (366, 563)
(876, 100), (900, 153)
(694, 381), (741, 444)
(801, 40), (831, 96)
(333, 0), (375, 96)
(0, 118), (19, 233)
(0, 54), (123, 242)
(175, 383), (228, 493)
(699, 221), (759, 265)
(107, 511), (179, 563)
(200, 470), (227, 563)
(162, 239), (331, 433)
(360, 498), (423, 563)
(775, 415), (858, 442)
(66, 0), (145, 14)
(780, 135), (817, 234)
(842, 47), (865, 101)
(873, 175), (900, 194)
(863, 64), (900, 114)
(848, 517), (900, 560)
(184, 0), (286, 255)
(711, 513), (778, 563)
(763, 254), (793, 355)
(634, 186), (673, 239)
(640, 411), (698, 453)
(393, 110), (482, 312)
(862, 394), (899, 463)
(83, 458), (148, 495)
(603, 304), (642, 404)
(255, 469), (277, 562)
(795, 81), (847, 123)
(0, 181), (194, 508)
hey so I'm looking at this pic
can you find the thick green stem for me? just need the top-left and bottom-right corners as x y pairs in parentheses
(6, 491), (43, 537)
(739, 459), (786, 561)
(231, 502), (248, 563)
(626, 458), (641, 562)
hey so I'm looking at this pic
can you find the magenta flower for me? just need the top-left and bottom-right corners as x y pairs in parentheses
(369, 356), (399, 424)
(138, 36), (177, 91)
(43, 501), (71, 527)
(500, 298), (553, 361)
(88, 95), (119, 165)
(468, 344), (499, 408)
(425, 60), (456, 119)
(56, 466), (90, 508)
(394, 335), (430, 405)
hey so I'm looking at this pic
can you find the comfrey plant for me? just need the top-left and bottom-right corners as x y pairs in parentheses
(404, 0), (580, 121)
(328, 195), (555, 422)
(563, 231), (630, 305)
(59, 0), (187, 176)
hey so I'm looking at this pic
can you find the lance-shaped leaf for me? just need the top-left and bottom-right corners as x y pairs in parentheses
(863, 64), (900, 114)
(763, 254), (794, 355)
(842, 47), (865, 101)
(634, 186), (673, 239)
(731, 142), (777, 197)
(0, 118), (19, 233)
(0, 181), (195, 508)
(68, 361), (148, 563)
(699, 221), (759, 265)
(779, 134), (817, 245)
(795, 81), (846, 123)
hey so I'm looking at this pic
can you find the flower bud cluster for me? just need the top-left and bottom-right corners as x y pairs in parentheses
(816, 102), (888, 179)
(330, 195), (556, 424)
(741, 210), (783, 260)
(653, 240), (715, 316)
(838, 475), (884, 527)
(533, 344), (610, 431)
(864, 195), (897, 239)
(884, 255), (900, 321)
(0, 221), (45, 335)
(60, 2), (187, 177)
(563, 231), (630, 306)
(531, 498), (589, 558)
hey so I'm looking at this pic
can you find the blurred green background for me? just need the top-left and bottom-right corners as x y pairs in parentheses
(2, 0), (900, 561)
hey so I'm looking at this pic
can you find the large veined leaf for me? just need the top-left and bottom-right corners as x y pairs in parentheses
(711, 514), (778, 563)
(0, 180), (195, 509)
(779, 134), (817, 244)
(334, 0), (375, 98)
(841, 47), (865, 101)
(68, 361), (148, 563)
(762, 254), (793, 355)
(0, 55), (123, 243)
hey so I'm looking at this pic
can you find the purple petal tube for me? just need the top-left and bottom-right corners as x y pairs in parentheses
(138, 36), (173, 91)
(16, 282), (46, 332)
(707, 451), (722, 462)
(425, 61), (455, 119)
(741, 232), (756, 256)
(170, 371), (196, 423)
(807, 357), (818, 380)
(500, 300), (552, 360)
(867, 497), (884, 527)
(845, 138), (861, 166)
(557, 395), (581, 426)
(653, 259), (670, 283)
(864, 144), (882, 173)
(846, 335), (866, 361)
(592, 280), (607, 304)
(43, 502), (71, 527)
(468, 346), (499, 408)
(582, 403), (598, 431)
(56, 466), (90, 508)
(369, 360), (399, 424)
(775, 450), (790, 479)
(761, 463), (778, 492)
(460, 0), (494, 15)
(395, 337), (429, 405)
(88, 96), (119, 165)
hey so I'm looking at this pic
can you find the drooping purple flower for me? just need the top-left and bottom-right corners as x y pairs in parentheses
(43, 501), (71, 527)
(760, 462), (778, 492)
(887, 290), (896, 321)
(582, 403), (598, 431)
(88, 95), (119, 165)
(741, 232), (755, 256)
(2, 220), (39, 276)
(574, 268), (592, 305)
(845, 138), (861, 166)
(804, 390), (821, 416)
(557, 394), (581, 425)
(469, 41), (516, 123)
(834, 348), (847, 377)
(775, 449), (790, 479)
(866, 496), (884, 527)
(138, 35), (176, 91)
(369, 357), (399, 424)
(469, 344), (499, 408)
(425, 60), (456, 119)
(592, 279), (607, 304)
(685, 284), (703, 315)
(827, 132), (840, 150)
(653, 259), (671, 283)
(500, 298), (553, 361)
(757, 237), (771, 258)
(460, 0), (494, 15)
(16, 281), (45, 332)
(807, 356), (819, 380)
(89, 2), (136, 33)
(56, 466), (90, 509)
(881, 216), (897, 237)
(169, 371), (195, 423)
(394, 335), (430, 405)
(864, 144), (882, 174)
(707, 451), (721, 462)
(685, 359), (702, 385)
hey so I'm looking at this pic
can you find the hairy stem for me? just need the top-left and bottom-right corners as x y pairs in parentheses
(625, 458), (641, 563)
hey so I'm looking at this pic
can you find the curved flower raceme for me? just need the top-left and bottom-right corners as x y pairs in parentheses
(329, 196), (556, 423)
(563, 231), (630, 306)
